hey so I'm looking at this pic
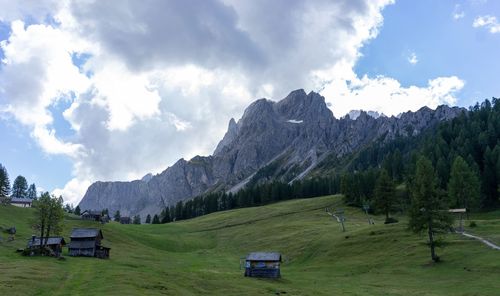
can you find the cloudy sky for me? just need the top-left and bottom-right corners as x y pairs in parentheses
(0, 0), (499, 205)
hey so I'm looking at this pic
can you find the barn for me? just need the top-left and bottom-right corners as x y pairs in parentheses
(244, 252), (282, 278)
(27, 236), (66, 257)
(10, 198), (33, 208)
(68, 228), (110, 259)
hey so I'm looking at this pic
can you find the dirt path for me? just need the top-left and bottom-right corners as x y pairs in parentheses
(461, 232), (500, 250)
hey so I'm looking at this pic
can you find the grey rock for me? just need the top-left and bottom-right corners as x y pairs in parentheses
(79, 89), (465, 218)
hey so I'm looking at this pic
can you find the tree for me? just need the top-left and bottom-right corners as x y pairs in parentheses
(448, 156), (480, 211)
(11, 175), (28, 198)
(374, 170), (397, 222)
(32, 193), (64, 251)
(133, 215), (141, 224)
(152, 214), (160, 224)
(114, 210), (121, 222)
(0, 164), (11, 204)
(409, 157), (453, 262)
(74, 205), (81, 216)
(161, 207), (171, 223)
(27, 183), (37, 200)
(145, 214), (151, 224)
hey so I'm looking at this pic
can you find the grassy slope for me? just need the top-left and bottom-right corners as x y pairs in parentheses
(0, 195), (499, 296)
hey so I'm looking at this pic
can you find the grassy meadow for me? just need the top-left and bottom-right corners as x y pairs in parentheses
(1, 195), (499, 295)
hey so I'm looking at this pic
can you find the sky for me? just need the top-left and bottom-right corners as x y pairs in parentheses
(0, 0), (499, 206)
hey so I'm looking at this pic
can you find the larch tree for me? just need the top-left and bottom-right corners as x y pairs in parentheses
(448, 156), (480, 211)
(114, 210), (121, 222)
(409, 157), (453, 263)
(11, 175), (28, 199)
(145, 214), (151, 224)
(152, 214), (160, 224)
(0, 164), (11, 205)
(27, 183), (37, 200)
(374, 169), (397, 222)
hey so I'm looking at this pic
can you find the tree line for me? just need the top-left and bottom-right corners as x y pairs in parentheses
(0, 164), (38, 204)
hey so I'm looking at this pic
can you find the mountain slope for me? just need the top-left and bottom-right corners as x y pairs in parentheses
(2, 197), (500, 295)
(79, 89), (464, 217)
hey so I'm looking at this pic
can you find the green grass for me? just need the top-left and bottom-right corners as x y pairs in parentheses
(1, 195), (499, 295)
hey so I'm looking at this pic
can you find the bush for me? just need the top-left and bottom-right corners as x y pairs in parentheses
(384, 217), (399, 224)
(469, 221), (477, 228)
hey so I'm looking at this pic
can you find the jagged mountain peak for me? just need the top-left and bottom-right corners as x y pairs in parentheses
(79, 89), (465, 219)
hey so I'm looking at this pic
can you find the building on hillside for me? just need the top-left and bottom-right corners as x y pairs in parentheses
(68, 228), (110, 259)
(10, 198), (33, 208)
(120, 217), (131, 224)
(27, 236), (66, 257)
(244, 252), (282, 278)
(81, 210), (102, 221)
(81, 210), (110, 223)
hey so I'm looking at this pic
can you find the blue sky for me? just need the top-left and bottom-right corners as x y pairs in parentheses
(0, 0), (499, 204)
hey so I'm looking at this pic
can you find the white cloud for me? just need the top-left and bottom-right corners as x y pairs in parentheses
(473, 15), (500, 33)
(453, 4), (465, 20)
(0, 0), (467, 205)
(407, 52), (418, 65)
(52, 177), (91, 206)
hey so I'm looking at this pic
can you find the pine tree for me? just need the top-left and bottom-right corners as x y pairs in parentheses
(409, 157), (453, 263)
(114, 210), (121, 222)
(374, 170), (397, 222)
(27, 183), (37, 200)
(133, 215), (141, 224)
(448, 156), (480, 210)
(11, 175), (28, 199)
(161, 207), (171, 223)
(145, 214), (151, 224)
(0, 164), (11, 203)
(152, 214), (160, 224)
(74, 205), (81, 216)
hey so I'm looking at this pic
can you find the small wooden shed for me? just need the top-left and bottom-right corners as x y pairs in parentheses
(80, 210), (102, 221)
(27, 236), (66, 257)
(68, 228), (110, 259)
(244, 252), (282, 278)
(120, 217), (131, 224)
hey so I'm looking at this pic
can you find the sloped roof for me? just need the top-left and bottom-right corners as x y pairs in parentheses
(246, 252), (282, 261)
(27, 236), (66, 247)
(11, 198), (33, 203)
(68, 240), (96, 249)
(70, 228), (103, 239)
(81, 210), (102, 216)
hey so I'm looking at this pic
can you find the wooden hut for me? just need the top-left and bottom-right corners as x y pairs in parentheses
(244, 252), (282, 278)
(80, 210), (102, 221)
(120, 217), (131, 224)
(10, 198), (32, 208)
(27, 236), (66, 257)
(68, 228), (110, 259)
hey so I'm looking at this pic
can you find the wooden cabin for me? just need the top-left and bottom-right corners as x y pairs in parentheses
(27, 236), (66, 257)
(120, 217), (131, 224)
(80, 210), (102, 221)
(68, 228), (110, 259)
(244, 252), (282, 278)
(10, 198), (32, 208)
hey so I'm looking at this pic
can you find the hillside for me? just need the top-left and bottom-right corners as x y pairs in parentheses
(1, 196), (500, 295)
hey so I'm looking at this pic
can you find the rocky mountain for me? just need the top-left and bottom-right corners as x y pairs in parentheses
(78, 89), (464, 218)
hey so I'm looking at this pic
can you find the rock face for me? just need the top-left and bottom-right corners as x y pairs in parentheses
(78, 89), (465, 218)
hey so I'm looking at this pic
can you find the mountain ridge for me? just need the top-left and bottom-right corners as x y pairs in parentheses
(78, 89), (465, 218)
